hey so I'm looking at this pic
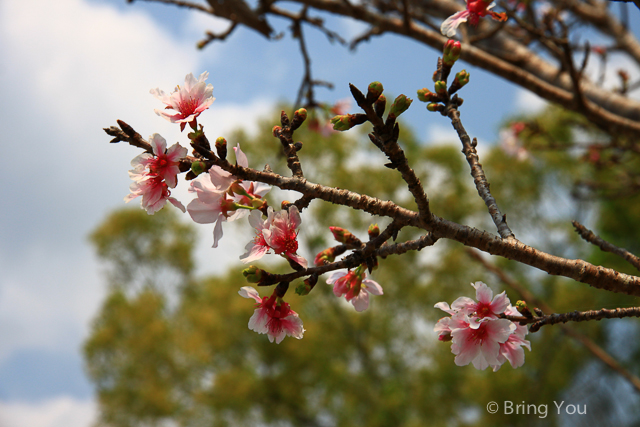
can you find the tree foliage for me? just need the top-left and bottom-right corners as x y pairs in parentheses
(88, 106), (640, 426)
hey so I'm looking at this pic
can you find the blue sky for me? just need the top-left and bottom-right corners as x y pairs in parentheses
(0, 0), (638, 426)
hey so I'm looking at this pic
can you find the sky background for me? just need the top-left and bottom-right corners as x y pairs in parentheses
(0, 0), (638, 426)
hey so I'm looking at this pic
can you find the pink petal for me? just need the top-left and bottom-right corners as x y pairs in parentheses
(286, 253), (308, 269)
(168, 197), (186, 213)
(212, 217), (225, 248)
(326, 270), (348, 285)
(434, 302), (456, 315)
(187, 198), (222, 224)
(351, 291), (370, 312)
(363, 279), (383, 295)
(233, 143), (249, 168)
(238, 286), (262, 302)
(149, 133), (167, 156)
(472, 281), (493, 304)
(440, 10), (469, 37)
(240, 243), (269, 263)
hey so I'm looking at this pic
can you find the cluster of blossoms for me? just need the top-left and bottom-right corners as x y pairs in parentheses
(434, 281), (531, 371)
(122, 71), (530, 372)
(187, 144), (271, 248)
(126, 72), (217, 214)
(241, 206), (307, 268)
(124, 133), (187, 214)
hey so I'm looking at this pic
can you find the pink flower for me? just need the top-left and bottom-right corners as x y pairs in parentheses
(326, 265), (383, 312)
(492, 306), (531, 371)
(500, 122), (529, 161)
(434, 282), (530, 370)
(440, 0), (507, 38)
(238, 286), (305, 343)
(450, 281), (510, 321)
(150, 72), (215, 131)
(450, 314), (516, 370)
(124, 133), (187, 214)
(241, 206), (308, 268)
(125, 169), (186, 214)
(187, 144), (270, 247)
(131, 134), (187, 188)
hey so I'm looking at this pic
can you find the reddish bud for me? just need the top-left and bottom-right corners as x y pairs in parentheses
(366, 81), (384, 102)
(314, 247), (336, 266)
(368, 224), (380, 239)
(388, 94), (413, 119)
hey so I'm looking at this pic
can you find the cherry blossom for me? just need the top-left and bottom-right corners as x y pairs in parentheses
(187, 144), (270, 247)
(434, 282), (530, 370)
(150, 71), (215, 131)
(130, 134), (187, 188)
(125, 168), (185, 214)
(238, 286), (305, 344)
(440, 0), (507, 38)
(450, 281), (510, 322)
(124, 133), (187, 214)
(450, 314), (516, 370)
(326, 265), (383, 312)
(241, 206), (308, 268)
(492, 306), (531, 371)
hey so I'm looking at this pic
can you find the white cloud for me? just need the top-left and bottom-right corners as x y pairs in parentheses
(0, 0), (274, 388)
(0, 397), (97, 427)
(514, 89), (547, 114)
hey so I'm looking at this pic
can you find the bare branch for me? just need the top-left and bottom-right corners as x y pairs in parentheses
(572, 220), (640, 272)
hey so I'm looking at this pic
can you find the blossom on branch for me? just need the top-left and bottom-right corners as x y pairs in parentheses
(150, 71), (215, 131)
(187, 144), (270, 247)
(440, 0), (507, 38)
(124, 133), (187, 214)
(238, 286), (305, 344)
(326, 265), (383, 312)
(434, 281), (530, 370)
(131, 134), (187, 188)
(241, 206), (308, 268)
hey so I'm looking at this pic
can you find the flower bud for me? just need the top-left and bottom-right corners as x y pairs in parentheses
(190, 161), (207, 176)
(374, 94), (386, 117)
(427, 103), (443, 112)
(330, 114), (355, 131)
(292, 108), (307, 130)
(314, 247), (336, 266)
(242, 265), (263, 283)
(296, 275), (318, 296)
(229, 181), (250, 197)
(366, 81), (384, 102)
(215, 136), (227, 160)
(455, 70), (470, 87)
(329, 226), (362, 247)
(443, 40), (461, 66)
(368, 224), (380, 239)
(434, 80), (447, 96)
(272, 125), (282, 137)
(417, 88), (438, 103)
(388, 94), (413, 119)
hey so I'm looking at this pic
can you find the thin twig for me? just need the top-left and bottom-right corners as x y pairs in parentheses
(572, 220), (640, 272)
(524, 306), (640, 331)
(446, 109), (515, 239)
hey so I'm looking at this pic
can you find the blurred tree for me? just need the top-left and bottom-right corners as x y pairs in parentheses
(87, 106), (640, 426)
